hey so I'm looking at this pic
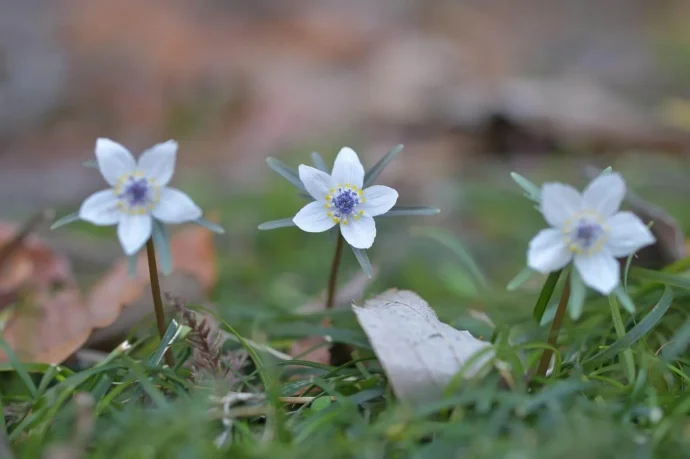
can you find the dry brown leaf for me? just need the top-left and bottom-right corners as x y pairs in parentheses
(85, 224), (218, 348)
(0, 222), (91, 364)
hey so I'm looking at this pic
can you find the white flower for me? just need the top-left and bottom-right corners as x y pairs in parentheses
(527, 172), (655, 294)
(293, 147), (398, 249)
(79, 138), (202, 255)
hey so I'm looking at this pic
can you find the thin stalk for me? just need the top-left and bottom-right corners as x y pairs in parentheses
(325, 233), (344, 310)
(536, 274), (571, 378)
(146, 239), (175, 367)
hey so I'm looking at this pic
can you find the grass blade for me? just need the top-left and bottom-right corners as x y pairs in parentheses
(506, 267), (536, 291)
(661, 317), (690, 361)
(586, 287), (673, 365)
(147, 319), (183, 366)
(630, 267), (690, 290)
(0, 337), (37, 399)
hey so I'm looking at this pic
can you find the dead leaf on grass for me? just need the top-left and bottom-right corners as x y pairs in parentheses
(0, 220), (91, 364)
(353, 289), (494, 404)
(85, 224), (218, 348)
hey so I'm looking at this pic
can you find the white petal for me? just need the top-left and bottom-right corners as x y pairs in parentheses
(574, 249), (620, 294)
(361, 185), (398, 217)
(293, 201), (337, 233)
(331, 147), (364, 189)
(95, 138), (136, 186)
(582, 172), (625, 217)
(341, 214), (376, 249)
(606, 211), (656, 257)
(138, 140), (177, 186)
(152, 188), (202, 224)
(527, 228), (572, 273)
(117, 214), (152, 255)
(540, 183), (582, 228)
(298, 165), (335, 200)
(79, 189), (122, 225)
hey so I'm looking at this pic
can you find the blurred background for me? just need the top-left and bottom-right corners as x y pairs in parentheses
(4, 0), (690, 358)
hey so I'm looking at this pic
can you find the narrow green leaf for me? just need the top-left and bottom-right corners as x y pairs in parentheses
(412, 227), (487, 289)
(152, 221), (172, 276)
(608, 293), (636, 383)
(567, 270), (586, 320)
(0, 337), (37, 399)
(510, 172), (541, 202)
(586, 287), (673, 365)
(311, 152), (328, 172)
(614, 286), (636, 313)
(82, 160), (98, 168)
(661, 318), (690, 361)
(506, 267), (536, 291)
(363, 144), (404, 187)
(258, 218), (297, 230)
(378, 206), (441, 218)
(351, 247), (373, 278)
(533, 270), (562, 322)
(147, 319), (182, 366)
(630, 267), (690, 290)
(49, 211), (80, 230)
(266, 157), (305, 190)
(194, 217), (225, 234)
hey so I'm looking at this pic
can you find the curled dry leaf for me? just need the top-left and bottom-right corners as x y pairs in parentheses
(353, 289), (494, 405)
(85, 224), (218, 348)
(0, 222), (91, 364)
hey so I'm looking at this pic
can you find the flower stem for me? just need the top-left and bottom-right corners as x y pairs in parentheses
(146, 239), (175, 367)
(325, 233), (344, 310)
(536, 273), (571, 378)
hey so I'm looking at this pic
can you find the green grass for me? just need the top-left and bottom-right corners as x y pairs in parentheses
(2, 152), (690, 458)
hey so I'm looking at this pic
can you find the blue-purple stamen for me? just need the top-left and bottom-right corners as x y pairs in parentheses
(119, 177), (151, 207)
(574, 220), (603, 248)
(332, 188), (360, 217)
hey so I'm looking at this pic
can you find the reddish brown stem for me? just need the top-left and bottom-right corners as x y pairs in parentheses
(536, 274), (571, 378)
(146, 239), (175, 367)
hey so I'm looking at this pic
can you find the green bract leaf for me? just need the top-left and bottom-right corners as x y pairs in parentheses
(152, 221), (172, 276)
(50, 211), (80, 230)
(193, 217), (225, 234)
(510, 172), (541, 202)
(506, 267), (536, 291)
(567, 270), (586, 320)
(352, 247), (373, 278)
(266, 157), (305, 190)
(533, 270), (562, 322)
(311, 152), (328, 172)
(258, 218), (297, 230)
(379, 206), (441, 218)
(614, 286), (636, 313)
(363, 144), (404, 187)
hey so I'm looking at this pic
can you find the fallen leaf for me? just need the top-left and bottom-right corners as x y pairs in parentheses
(0, 221), (91, 364)
(353, 289), (494, 405)
(85, 224), (218, 349)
